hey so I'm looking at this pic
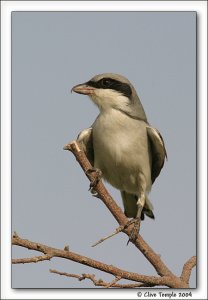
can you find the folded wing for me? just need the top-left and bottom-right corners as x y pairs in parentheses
(147, 126), (167, 184)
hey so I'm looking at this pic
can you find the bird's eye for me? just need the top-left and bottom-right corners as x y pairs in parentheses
(101, 78), (111, 88)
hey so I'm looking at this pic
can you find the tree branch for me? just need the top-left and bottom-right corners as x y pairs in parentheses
(180, 256), (197, 284)
(12, 234), (170, 287)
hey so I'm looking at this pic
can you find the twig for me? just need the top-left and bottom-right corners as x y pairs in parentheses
(92, 225), (124, 247)
(50, 269), (81, 280)
(12, 254), (52, 264)
(105, 276), (122, 288)
(49, 269), (155, 288)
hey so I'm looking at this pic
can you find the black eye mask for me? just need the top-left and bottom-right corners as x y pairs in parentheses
(86, 78), (132, 99)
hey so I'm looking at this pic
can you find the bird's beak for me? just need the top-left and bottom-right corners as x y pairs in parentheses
(71, 83), (95, 95)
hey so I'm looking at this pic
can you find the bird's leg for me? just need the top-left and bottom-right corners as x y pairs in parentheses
(126, 192), (145, 245)
(126, 173), (147, 244)
(136, 192), (146, 220)
(85, 167), (102, 193)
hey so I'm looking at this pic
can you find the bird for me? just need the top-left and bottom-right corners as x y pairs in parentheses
(71, 73), (167, 235)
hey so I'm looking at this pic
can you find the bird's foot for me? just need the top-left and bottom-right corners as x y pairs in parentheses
(125, 217), (141, 245)
(85, 167), (102, 193)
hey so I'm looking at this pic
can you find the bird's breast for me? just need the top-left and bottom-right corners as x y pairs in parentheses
(92, 109), (152, 193)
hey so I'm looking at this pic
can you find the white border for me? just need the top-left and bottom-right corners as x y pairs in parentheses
(1, 1), (207, 299)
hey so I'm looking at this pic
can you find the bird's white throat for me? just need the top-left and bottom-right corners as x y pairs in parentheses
(90, 88), (130, 112)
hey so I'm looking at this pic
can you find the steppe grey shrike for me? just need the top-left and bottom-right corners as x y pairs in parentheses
(72, 73), (167, 232)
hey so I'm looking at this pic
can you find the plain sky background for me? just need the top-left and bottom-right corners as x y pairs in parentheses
(12, 12), (196, 288)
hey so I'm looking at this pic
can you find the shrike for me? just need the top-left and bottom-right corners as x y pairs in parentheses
(72, 73), (167, 233)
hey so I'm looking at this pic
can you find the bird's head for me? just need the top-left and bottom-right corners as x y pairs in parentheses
(71, 73), (147, 121)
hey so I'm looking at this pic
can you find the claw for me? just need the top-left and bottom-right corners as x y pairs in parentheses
(92, 193), (100, 199)
(85, 168), (102, 192)
(125, 218), (141, 245)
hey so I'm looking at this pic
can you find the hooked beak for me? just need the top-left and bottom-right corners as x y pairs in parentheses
(71, 83), (95, 95)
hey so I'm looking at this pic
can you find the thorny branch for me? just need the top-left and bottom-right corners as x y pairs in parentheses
(12, 140), (196, 288)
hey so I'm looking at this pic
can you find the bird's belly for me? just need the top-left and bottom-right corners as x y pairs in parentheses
(93, 119), (151, 194)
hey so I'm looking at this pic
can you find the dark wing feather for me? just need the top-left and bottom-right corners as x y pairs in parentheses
(147, 126), (167, 184)
(77, 128), (94, 166)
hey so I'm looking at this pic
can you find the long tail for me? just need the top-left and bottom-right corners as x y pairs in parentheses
(121, 191), (155, 220)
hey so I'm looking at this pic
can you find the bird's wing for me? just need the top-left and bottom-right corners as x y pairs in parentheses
(77, 127), (94, 166)
(146, 126), (167, 184)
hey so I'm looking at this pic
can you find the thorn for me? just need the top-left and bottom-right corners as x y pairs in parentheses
(126, 239), (131, 246)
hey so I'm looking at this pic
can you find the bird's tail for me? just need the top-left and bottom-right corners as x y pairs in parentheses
(121, 191), (155, 220)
